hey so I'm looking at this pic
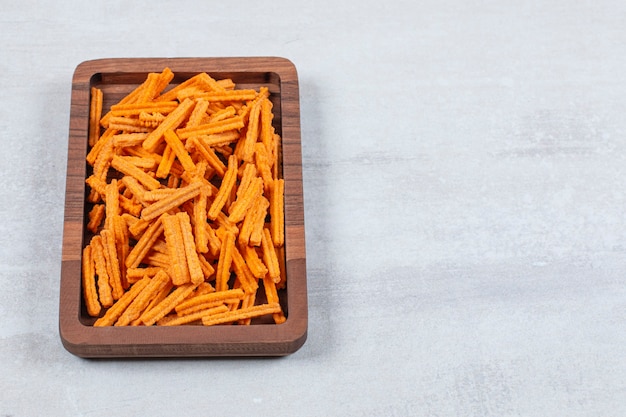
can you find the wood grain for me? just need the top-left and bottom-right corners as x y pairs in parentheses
(59, 57), (307, 357)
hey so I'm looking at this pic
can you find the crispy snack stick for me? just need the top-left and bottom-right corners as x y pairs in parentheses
(186, 98), (210, 127)
(111, 155), (162, 191)
(100, 68), (174, 127)
(161, 213), (191, 286)
(161, 305), (229, 326)
(231, 245), (259, 294)
(125, 214), (164, 269)
(89, 87), (103, 147)
(198, 131), (240, 148)
(112, 215), (130, 289)
(140, 180), (202, 221)
(118, 155), (158, 170)
(101, 229), (124, 300)
(139, 112), (166, 128)
(133, 280), (174, 326)
(240, 97), (262, 163)
(87, 204), (105, 234)
(109, 101), (179, 117)
(163, 129), (196, 173)
(207, 155), (238, 220)
(208, 105), (236, 123)
(201, 303), (281, 326)
(93, 276), (151, 327)
(175, 288), (245, 314)
(260, 97), (275, 155)
(82, 245), (101, 317)
(104, 180), (120, 229)
(91, 235), (113, 308)
(115, 270), (171, 326)
(239, 195), (269, 247)
(113, 132), (149, 148)
(261, 228), (281, 283)
(141, 282), (199, 326)
(107, 116), (153, 133)
(142, 98), (195, 152)
(228, 176), (263, 224)
(193, 185), (209, 253)
(155, 144), (176, 179)
(188, 137), (226, 177)
(126, 266), (162, 283)
(194, 89), (258, 103)
(87, 128), (117, 166)
(240, 243), (268, 279)
(92, 135), (115, 183)
(176, 115), (244, 140)
(177, 211), (205, 285)
(262, 275), (286, 324)
(215, 230), (236, 292)
(270, 179), (285, 247)
(120, 176), (148, 206)
(155, 72), (211, 102)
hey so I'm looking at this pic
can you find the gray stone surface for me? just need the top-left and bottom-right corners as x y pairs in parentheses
(1, 1), (625, 415)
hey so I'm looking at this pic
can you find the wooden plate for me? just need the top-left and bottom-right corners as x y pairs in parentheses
(59, 57), (307, 357)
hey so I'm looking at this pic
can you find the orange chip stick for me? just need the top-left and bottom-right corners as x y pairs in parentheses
(140, 180), (202, 222)
(109, 101), (179, 117)
(215, 230), (236, 292)
(240, 243), (268, 279)
(87, 204), (105, 234)
(112, 215), (130, 289)
(262, 275), (286, 324)
(142, 98), (195, 152)
(207, 155), (238, 220)
(231, 245), (259, 294)
(120, 176), (148, 206)
(260, 97), (275, 154)
(189, 137), (226, 178)
(205, 223), (221, 257)
(174, 288), (245, 314)
(201, 303), (281, 326)
(133, 280), (174, 326)
(163, 129), (196, 173)
(162, 305), (230, 326)
(89, 87), (103, 147)
(91, 235), (113, 308)
(155, 144), (176, 179)
(238, 194), (269, 247)
(241, 98), (262, 163)
(155, 72), (210, 102)
(93, 276), (151, 327)
(141, 282), (199, 326)
(111, 155), (162, 191)
(261, 228), (281, 283)
(176, 116), (245, 140)
(186, 98), (210, 127)
(228, 176), (263, 224)
(270, 179), (285, 247)
(193, 186), (209, 253)
(194, 89), (258, 103)
(161, 213), (191, 286)
(177, 211), (205, 285)
(104, 180), (120, 229)
(87, 128), (116, 166)
(115, 270), (171, 326)
(82, 245), (101, 317)
(101, 229), (124, 301)
(125, 214), (164, 269)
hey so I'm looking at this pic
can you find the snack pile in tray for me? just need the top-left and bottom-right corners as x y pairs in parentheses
(83, 68), (286, 327)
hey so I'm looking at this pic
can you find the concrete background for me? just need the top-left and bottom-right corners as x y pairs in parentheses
(1, 1), (625, 415)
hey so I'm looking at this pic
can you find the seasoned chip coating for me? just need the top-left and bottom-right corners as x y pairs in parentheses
(82, 245), (101, 317)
